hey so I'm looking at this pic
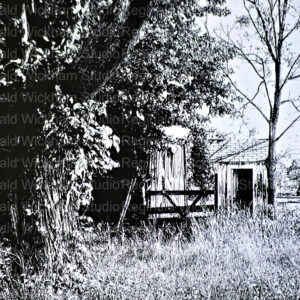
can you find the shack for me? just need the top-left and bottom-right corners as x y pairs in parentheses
(146, 141), (215, 219)
(146, 138), (269, 217)
(210, 139), (268, 213)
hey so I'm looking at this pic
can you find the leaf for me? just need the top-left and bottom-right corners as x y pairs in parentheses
(73, 103), (82, 110)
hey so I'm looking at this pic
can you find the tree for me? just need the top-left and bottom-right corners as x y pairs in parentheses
(102, 1), (233, 171)
(92, 0), (234, 222)
(0, 0), (122, 271)
(222, 0), (300, 209)
(0, 0), (234, 272)
(287, 160), (300, 195)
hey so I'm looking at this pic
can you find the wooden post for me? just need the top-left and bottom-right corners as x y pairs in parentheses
(117, 177), (136, 230)
(141, 180), (148, 220)
(214, 174), (218, 212)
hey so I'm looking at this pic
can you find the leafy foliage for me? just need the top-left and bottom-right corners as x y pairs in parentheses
(38, 85), (119, 207)
(287, 160), (300, 196)
(0, 0), (235, 271)
(101, 0), (234, 180)
(188, 130), (213, 189)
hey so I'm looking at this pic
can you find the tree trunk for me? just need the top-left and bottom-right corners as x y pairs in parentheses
(0, 1), (37, 273)
(266, 59), (282, 213)
(266, 130), (277, 207)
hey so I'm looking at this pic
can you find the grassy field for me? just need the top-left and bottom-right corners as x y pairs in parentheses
(0, 209), (299, 300)
(277, 196), (300, 212)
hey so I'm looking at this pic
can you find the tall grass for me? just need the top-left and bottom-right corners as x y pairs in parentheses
(0, 210), (299, 299)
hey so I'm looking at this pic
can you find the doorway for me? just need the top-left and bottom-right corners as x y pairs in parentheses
(233, 169), (253, 210)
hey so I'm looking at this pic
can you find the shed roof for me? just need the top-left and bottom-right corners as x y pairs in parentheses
(209, 139), (268, 163)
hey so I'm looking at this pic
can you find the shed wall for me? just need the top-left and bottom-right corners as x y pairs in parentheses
(148, 145), (186, 209)
(214, 162), (268, 212)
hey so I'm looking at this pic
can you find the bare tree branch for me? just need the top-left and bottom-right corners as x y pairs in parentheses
(219, 24), (269, 85)
(226, 74), (269, 122)
(282, 15), (300, 41)
(288, 74), (300, 80)
(267, 0), (278, 50)
(240, 80), (264, 110)
(278, 0), (289, 47)
(280, 53), (300, 91)
(281, 96), (300, 105)
(276, 101), (300, 141)
(245, 0), (277, 61)
(290, 101), (300, 112)
(235, 48), (264, 79)
(209, 140), (230, 159)
(261, 58), (273, 108)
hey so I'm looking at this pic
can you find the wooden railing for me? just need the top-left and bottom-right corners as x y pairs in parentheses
(146, 189), (216, 218)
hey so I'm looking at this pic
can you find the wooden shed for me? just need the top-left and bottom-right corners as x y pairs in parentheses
(146, 142), (215, 219)
(146, 144), (188, 218)
(146, 138), (269, 218)
(210, 139), (268, 213)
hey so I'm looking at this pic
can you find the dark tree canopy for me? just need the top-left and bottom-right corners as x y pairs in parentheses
(0, 0), (234, 271)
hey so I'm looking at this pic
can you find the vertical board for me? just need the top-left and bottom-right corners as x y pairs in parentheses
(215, 164), (227, 209)
(253, 162), (268, 214)
(149, 145), (186, 210)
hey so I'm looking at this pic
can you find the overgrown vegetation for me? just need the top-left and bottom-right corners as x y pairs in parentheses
(1, 1), (299, 298)
(0, 0), (234, 270)
(287, 160), (300, 196)
(1, 210), (299, 299)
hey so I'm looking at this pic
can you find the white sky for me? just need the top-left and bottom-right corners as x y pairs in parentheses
(206, 0), (300, 163)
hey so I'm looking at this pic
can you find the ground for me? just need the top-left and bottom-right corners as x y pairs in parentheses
(0, 207), (299, 299)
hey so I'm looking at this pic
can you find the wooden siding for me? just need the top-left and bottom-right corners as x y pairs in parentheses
(148, 145), (186, 210)
(214, 162), (268, 212)
(148, 141), (268, 217)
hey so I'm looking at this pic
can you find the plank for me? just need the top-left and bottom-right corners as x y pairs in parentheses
(148, 190), (214, 196)
(146, 205), (215, 214)
(161, 191), (186, 218)
(117, 177), (137, 230)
